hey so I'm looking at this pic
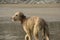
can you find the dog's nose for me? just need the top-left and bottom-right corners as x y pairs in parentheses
(11, 16), (14, 20)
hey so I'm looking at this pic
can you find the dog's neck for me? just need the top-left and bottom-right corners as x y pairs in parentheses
(20, 16), (27, 24)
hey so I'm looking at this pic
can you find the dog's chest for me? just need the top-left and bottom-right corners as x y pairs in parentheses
(23, 18), (35, 32)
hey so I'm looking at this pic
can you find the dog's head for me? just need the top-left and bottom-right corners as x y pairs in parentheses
(12, 11), (26, 22)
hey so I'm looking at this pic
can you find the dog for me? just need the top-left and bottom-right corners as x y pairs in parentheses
(11, 11), (49, 40)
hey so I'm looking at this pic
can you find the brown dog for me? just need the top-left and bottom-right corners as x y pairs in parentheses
(12, 11), (49, 40)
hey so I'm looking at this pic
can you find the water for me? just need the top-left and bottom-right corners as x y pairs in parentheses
(0, 7), (60, 40)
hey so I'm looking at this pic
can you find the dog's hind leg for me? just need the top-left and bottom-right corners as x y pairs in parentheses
(42, 25), (49, 40)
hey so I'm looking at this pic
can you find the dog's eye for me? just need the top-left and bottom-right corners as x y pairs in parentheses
(16, 15), (18, 16)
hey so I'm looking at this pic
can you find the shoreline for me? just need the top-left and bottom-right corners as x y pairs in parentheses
(0, 3), (60, 8)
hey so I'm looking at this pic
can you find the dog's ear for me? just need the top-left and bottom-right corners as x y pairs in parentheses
(19, 12), (26, 19)
(20, 15), (26, 19)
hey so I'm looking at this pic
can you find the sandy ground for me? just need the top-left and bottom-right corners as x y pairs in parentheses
(0, 3), (60, 8)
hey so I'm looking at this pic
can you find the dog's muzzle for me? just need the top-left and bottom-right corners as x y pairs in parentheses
(11, 17), (17, 21)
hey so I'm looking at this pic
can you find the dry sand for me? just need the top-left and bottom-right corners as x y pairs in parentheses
(0, 3), (60, 8)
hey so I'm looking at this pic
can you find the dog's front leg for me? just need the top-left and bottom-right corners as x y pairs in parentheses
(25, 33), (32, 40)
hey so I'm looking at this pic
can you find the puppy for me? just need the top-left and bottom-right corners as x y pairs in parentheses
(12, 11), (49, 40)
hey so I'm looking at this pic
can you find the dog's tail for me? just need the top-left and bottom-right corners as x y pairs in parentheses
(42, 23), (49, 40)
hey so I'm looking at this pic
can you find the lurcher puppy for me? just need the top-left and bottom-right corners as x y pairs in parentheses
(11, 11), (49, 40)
